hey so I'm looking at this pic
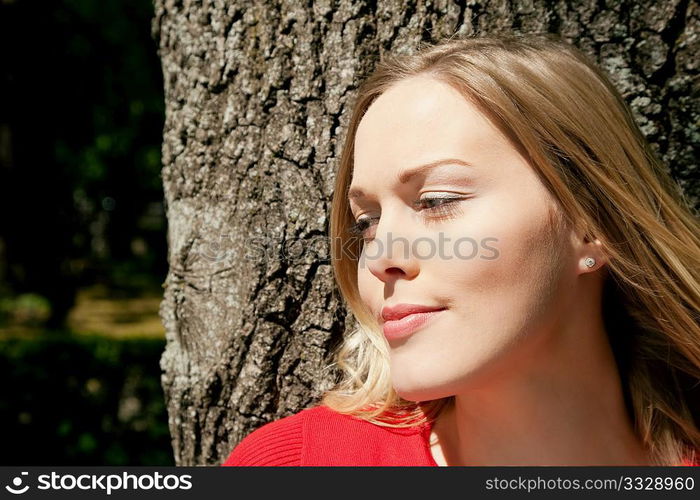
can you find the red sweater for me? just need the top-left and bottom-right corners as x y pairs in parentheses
(222, 404), (699, 466)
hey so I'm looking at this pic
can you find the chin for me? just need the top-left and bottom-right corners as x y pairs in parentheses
(392, 379), (455, 403)
(390, 359), (486, 402)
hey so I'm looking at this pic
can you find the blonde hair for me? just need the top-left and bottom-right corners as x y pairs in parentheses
(320, 32), (700, 465)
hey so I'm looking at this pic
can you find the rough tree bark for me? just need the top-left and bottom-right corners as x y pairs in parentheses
(151, 0), (699, 465)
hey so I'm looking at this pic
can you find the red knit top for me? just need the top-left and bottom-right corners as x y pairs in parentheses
(222, 404), (699, 466)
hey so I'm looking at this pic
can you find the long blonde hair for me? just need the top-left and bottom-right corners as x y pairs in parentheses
(321, 32), (700, 465)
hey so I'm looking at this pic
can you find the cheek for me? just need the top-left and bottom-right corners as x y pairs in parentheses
(436, 193), (569, 327)
(357, 248), (373, 288)
(357, 258), (381, 312)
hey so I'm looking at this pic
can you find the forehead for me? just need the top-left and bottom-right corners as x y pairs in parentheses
(352, 75), (507, 185)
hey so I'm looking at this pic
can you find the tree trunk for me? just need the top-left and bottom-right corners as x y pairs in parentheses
(152, 0), (699, 465)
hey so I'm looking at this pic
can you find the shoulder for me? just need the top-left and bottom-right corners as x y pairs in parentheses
(222, 404), (430, 466)
(221, 406), (314, 466)
(301, 405), (432, 465)
(222, 405), (356, 466)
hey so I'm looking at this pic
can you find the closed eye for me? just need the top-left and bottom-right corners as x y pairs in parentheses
(348, 195), (466, 238)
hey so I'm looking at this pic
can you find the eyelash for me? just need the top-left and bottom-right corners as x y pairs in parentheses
(348, 196), (465, 237)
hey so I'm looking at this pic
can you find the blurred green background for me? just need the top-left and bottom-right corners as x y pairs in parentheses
(0, 0), (172, 464)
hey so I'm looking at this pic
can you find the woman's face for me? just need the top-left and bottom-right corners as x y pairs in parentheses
(349, 75), (586, 402)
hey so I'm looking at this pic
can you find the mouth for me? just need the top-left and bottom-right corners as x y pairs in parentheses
(381, 303), (448, 322)
(381, 307), (447, 341)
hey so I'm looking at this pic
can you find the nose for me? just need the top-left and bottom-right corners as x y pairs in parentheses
(362, 215), (420, 282)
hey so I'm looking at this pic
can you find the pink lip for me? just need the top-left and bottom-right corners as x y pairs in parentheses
(381, 304), (447, 341)
(381, 303), (447, 321)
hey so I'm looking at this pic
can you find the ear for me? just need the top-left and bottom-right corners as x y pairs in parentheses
(576, 233), (607, 275)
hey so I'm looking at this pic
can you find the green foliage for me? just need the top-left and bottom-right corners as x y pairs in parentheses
(1, 0), (168, 315)
(0, 294), (52, 326)
(0, 335), (173, 465)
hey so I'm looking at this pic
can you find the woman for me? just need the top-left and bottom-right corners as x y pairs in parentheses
(223, 33), (700, 466)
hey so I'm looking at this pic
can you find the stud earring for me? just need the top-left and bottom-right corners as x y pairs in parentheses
(584, 257), (596, 268)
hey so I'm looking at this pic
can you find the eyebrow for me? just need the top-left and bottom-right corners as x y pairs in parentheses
(347, 158), (474, 200)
